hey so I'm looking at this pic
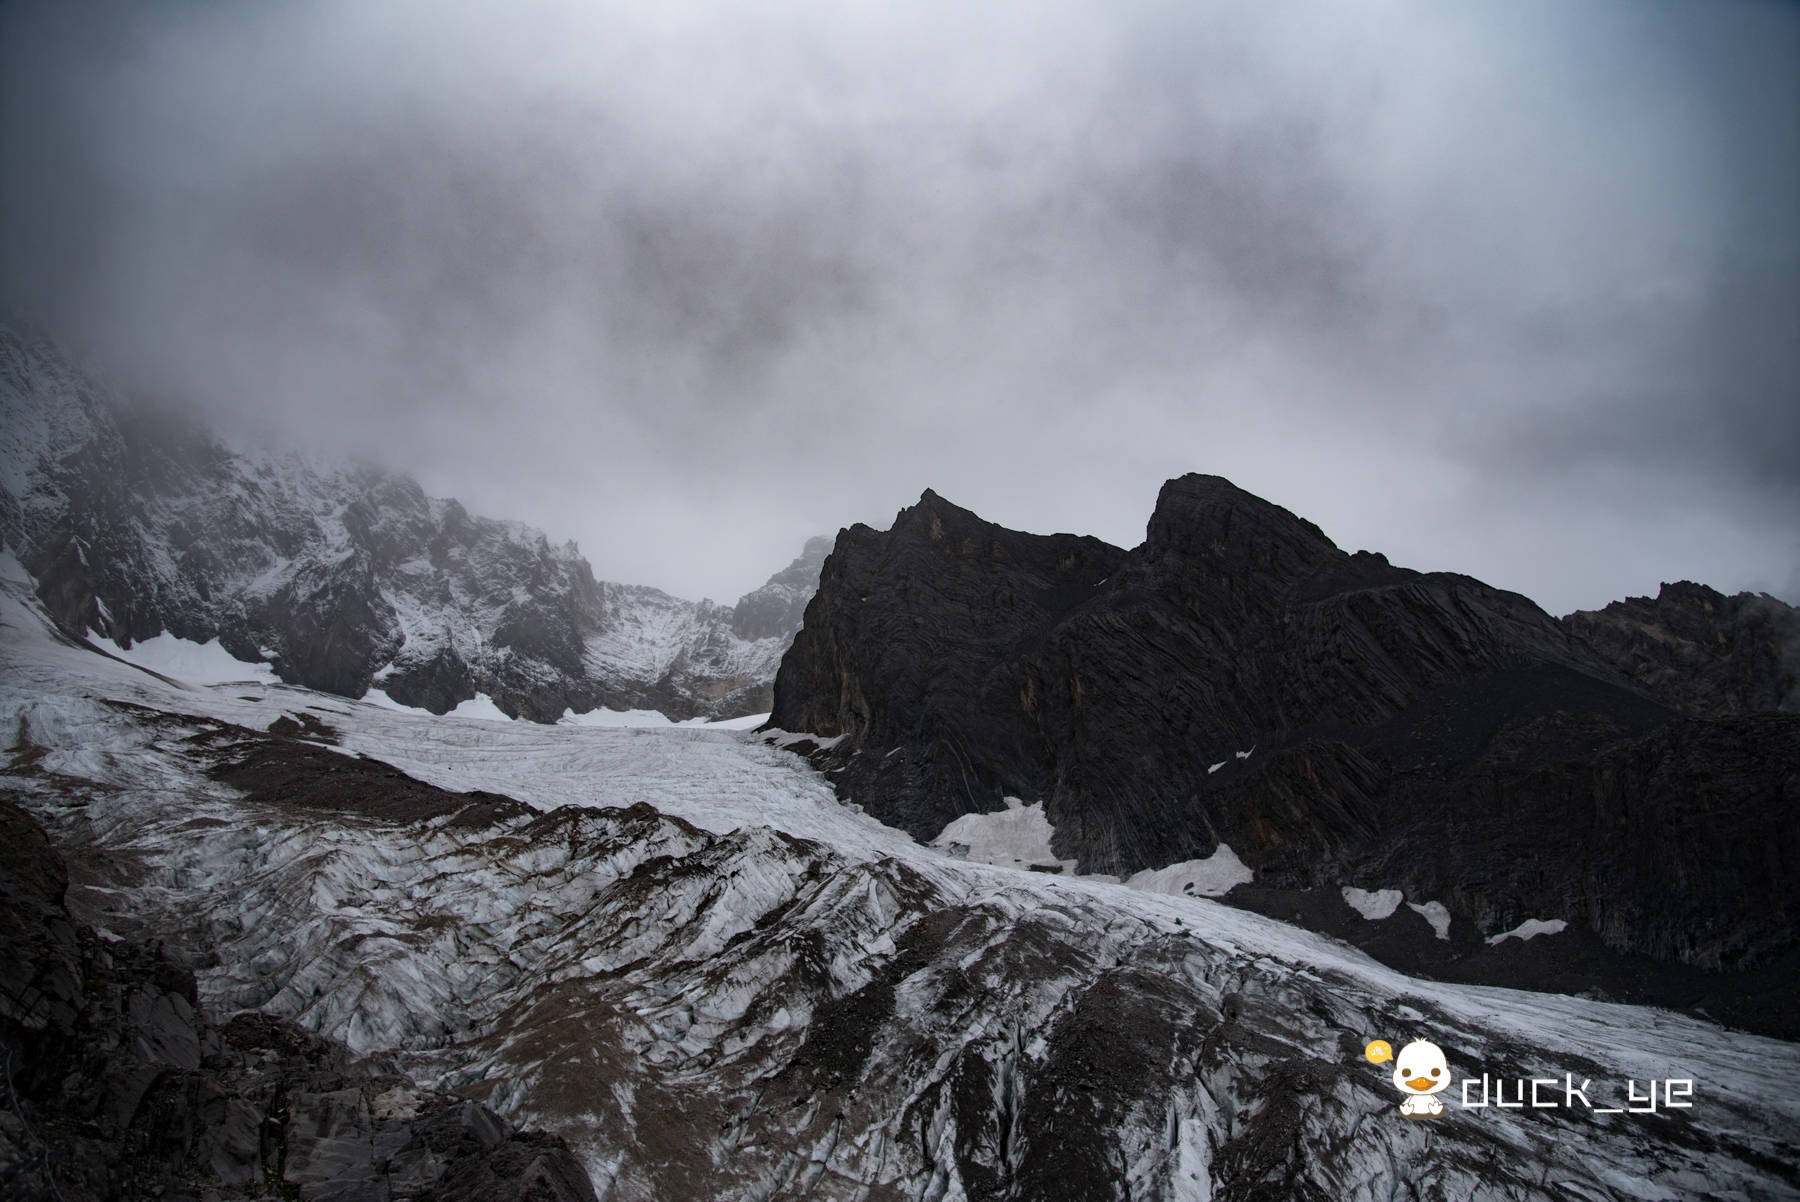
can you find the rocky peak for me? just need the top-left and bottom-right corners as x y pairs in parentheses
(770, 474), (1800, 986)
(888, 487), (1003, 557)
(1138, 472), (1340, 597)
(1564, 580), (1800, 716)
(771, 487), (1124, 750)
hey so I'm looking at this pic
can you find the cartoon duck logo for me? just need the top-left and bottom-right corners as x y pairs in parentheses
(1377, 1039), (1451, 1118)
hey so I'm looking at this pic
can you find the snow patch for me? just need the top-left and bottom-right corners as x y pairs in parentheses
(932, 797), (1069, 872)
(1342, 887), (1404, 921)
(1486, 918), (1568, 946)
(704, 711), (769, 731)
(359, 690), (516, 721)
(1407, 900), (1453, 941)
(100, 634), (280, 686)
(446, 693), (515, 722)
(762, 729), (846, 751)
(0, 551), (33, 589)
(1125, 845), (1253, 898)
(558, 706), (770, 729)
(559, 706), (683, 728)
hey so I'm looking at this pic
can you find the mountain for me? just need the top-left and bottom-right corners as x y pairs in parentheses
(0, 322), (823, 721)
(5, 321), (1797, 1197)
(770, 476), (1800, 1023)
(3, 572), (1796, 1201)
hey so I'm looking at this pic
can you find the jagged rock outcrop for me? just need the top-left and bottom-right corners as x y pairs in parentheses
(772, 475), (1800, 975)
(730, 535), (832, 641)
(1565, 580), (1800, 716)
(0, 798), (597, 1202)
(0, 321), (821, 720)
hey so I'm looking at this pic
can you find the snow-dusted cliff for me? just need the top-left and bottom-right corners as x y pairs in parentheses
(0, 322), (823, 720)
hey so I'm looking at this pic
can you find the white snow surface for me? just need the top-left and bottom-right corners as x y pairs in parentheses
(1342, 886), (1406, 921)
(559, 705), (682, 727)
(1408, 899), (1454, 941)
(444, 692), (516, 722)
(1125, 845), (1254, 898)
(356, 688), (421, 713)
(580, 581), (788, 700)
(0, 550), (32, 589)
(702, 710), (769, 731)
(99, 633), (282, 685)
(931, 796), (1070, 871)
(3, 563), (1798, 1201)
(360, 694), (772, 731)
(759, 727), (847, 750)
(1488, 918), (1570, 946)
(561, 704), (769, 730)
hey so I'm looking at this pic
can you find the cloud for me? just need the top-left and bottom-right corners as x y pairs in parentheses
(1, 0), (1794, 609)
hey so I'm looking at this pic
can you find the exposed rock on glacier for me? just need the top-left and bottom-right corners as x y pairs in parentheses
(770, 477), (1800, 1014)
(0, 321), (821, 722)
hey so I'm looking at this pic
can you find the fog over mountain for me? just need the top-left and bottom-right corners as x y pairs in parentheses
(3, 9), (1799, 1195)
(1, 0), (1795, 608)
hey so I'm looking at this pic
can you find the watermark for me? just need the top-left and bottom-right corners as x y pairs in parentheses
(1364, 1039), (1695, 1120)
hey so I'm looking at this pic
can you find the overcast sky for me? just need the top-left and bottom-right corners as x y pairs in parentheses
(2, 0), (1795, 611)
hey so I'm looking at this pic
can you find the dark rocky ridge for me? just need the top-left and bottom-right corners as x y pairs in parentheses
(1565, 579), (1800, 716)
(0, 797), (598, 1201)
(772, 475), (1800, 977)
(0, 322), (823, 721)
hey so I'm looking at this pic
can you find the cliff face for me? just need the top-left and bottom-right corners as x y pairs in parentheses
(0, 323), (821, 721)
(772, 475), (1800, 973)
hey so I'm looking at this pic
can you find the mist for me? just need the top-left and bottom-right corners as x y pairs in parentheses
(2, 0), (1795, 611)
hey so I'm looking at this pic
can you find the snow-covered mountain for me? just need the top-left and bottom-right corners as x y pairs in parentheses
(0, 321), (824, 720)
(3, 552), (1797, 1200)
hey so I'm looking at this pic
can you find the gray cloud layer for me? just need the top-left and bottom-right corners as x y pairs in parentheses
(3, 0), (1795, 609)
